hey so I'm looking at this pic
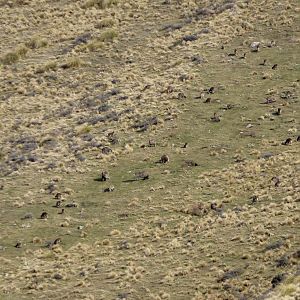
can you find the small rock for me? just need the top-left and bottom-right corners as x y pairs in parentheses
(250, 42), (260, 52)
(53, 273), (63, 280)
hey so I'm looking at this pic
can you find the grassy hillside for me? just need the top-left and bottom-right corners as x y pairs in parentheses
(0, 0), (299, 299)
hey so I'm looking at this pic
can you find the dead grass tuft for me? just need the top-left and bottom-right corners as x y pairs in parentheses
(1, 45), (29, 64)
(61, 57), (85, 69)
(36, 61), (57, 73)
(82, 0), (118, 9)
(95, 18), (115, 29)
(98, 29), (118, 42)
(25, 37), (48, 49)
(87, 40), (104, 51)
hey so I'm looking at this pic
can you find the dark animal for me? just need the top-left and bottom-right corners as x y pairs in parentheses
(40, 212), (48, 219)
(282, 138), (292, 145)
(159, 155), (169, 164)
(211, 113), (221, 122)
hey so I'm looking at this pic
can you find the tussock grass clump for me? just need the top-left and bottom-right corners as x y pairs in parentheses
(35, 61), (57, 73)
(77, 125), (92, 135)
(98, 29), (118, 42)
(82, 0), (118, 9)
(1, 45), (28, 64)
(87, 40), (104, 51)
(25, 37), (48, 49)
(95, 18), (115, 29)
(61, 57), (84, 69)
(0, 0), (29, 7)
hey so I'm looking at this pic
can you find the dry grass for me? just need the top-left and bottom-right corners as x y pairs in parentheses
(0, 0), (299, 299)
(98, 29), (118, 42)
(25, 37), (48, 49)
(81, 0), (118, 9)
(95, 18), (115, 29)
(1, 45), (28, 64)
(61, 57), (85, 69)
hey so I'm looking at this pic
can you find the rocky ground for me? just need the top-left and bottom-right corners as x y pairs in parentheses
(0, 0), (299, 299)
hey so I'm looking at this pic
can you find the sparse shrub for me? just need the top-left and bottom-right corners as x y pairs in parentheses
(98, 29), (118, 42)
(25, 37), (48, 49)
(82, 0), (118, 9)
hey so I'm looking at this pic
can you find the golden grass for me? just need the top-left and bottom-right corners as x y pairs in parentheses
(61, 57), (84, 69)
(82, 0), (118, 9)
(98, 29), (118, 42)
(1, 45), (28, 64)
(35, 61), (57, 73)
(25, 37), (48, 49)
(0, 0), (299, 299)
(95, 18), (115, 29)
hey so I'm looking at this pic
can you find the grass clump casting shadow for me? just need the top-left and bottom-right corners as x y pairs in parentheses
(95, 18), (115, 29)
(98, 29), (118, 42)
(61, 57), (85, 69)
(25, 37), (48, 49)
(82, 0), (118, 9)
(1, 45), (28, 65)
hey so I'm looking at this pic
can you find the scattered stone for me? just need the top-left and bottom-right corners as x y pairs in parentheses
(118, 240), (130, 250)
(182, 34), (198, 42)
(21, 213), (33, 220)
(53, 273), (63, 280)
(250, 42), (260, 52)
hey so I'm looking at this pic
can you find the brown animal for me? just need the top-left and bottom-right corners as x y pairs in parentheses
(182, 142), (188, 148)
(54, 200), (61, 208)
(40, 212), (48, 219)
(282, 138), (292, 145)
(100, 171), (109, 182)
(54, 192), (62, 199)
(15, 242), (22, 248)
(159, 155), (169, 164)
(272, 108), (282, 116)
(149, 140), (156, 147)
(58, 209), (65, 214)
(53, 238), (61, 245)
(211, 113), (221, 122)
